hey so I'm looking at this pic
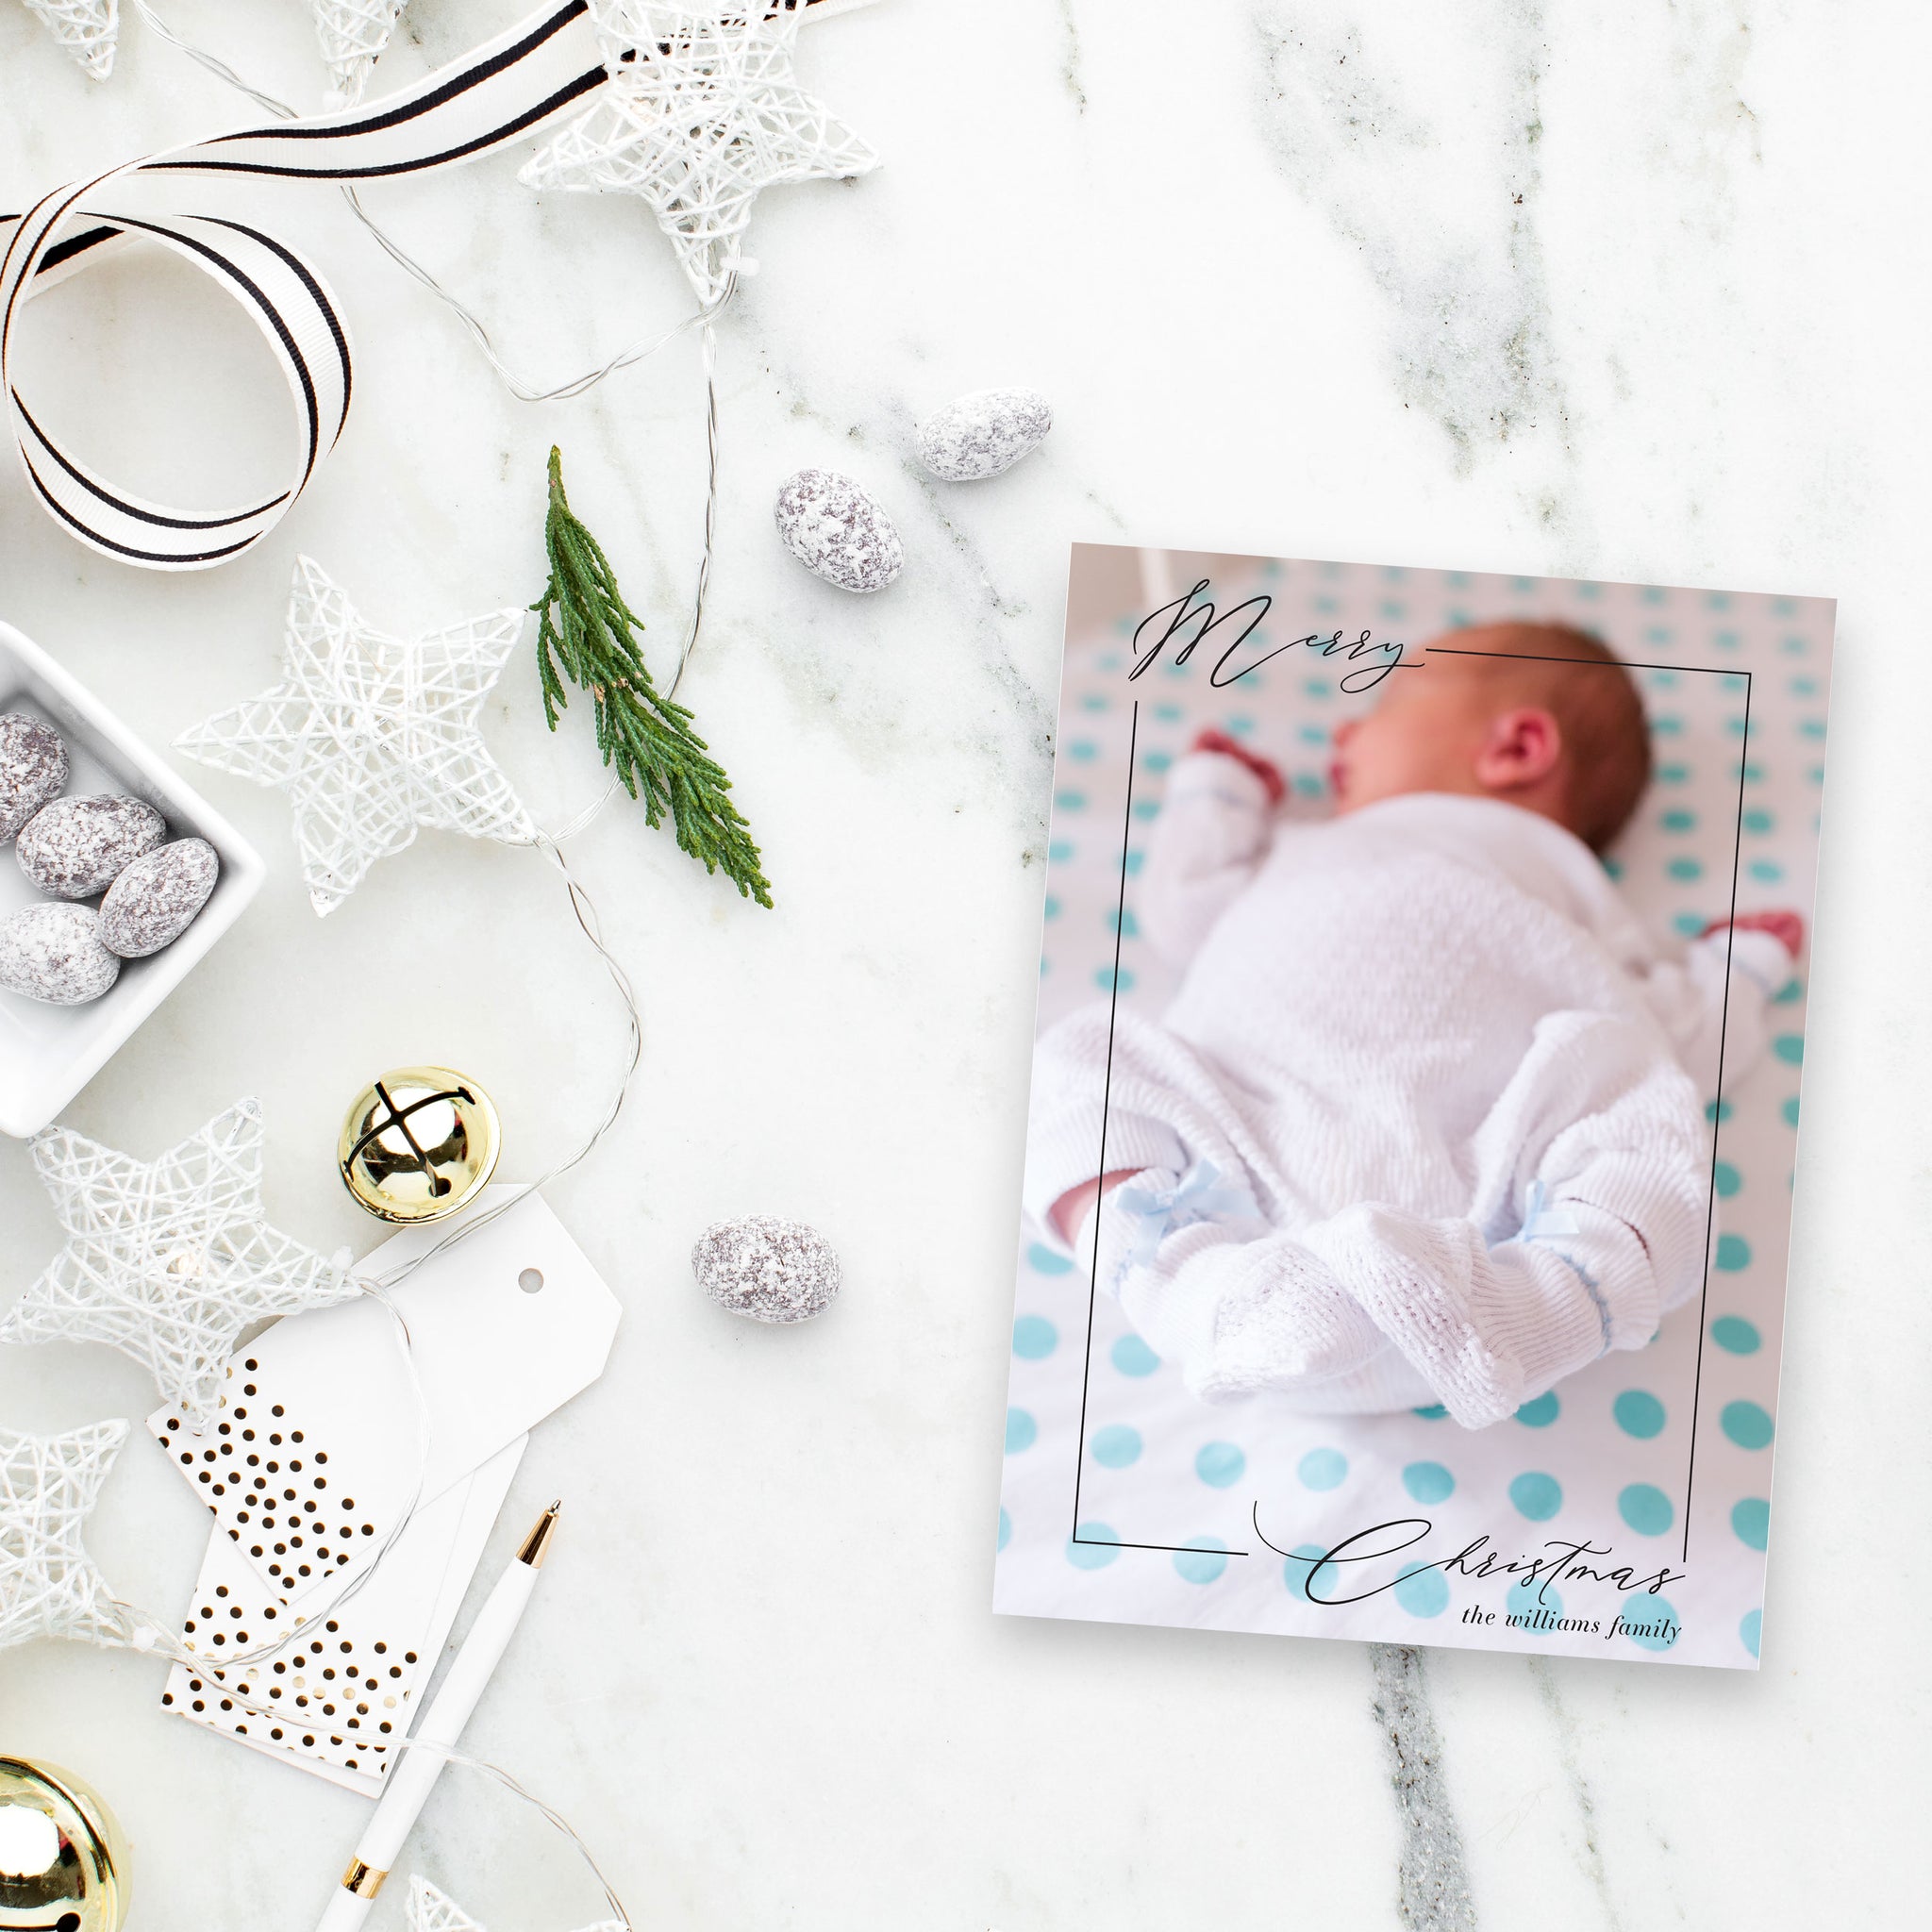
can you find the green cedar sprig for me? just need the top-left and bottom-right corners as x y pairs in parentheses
(531, 446), (773, 908)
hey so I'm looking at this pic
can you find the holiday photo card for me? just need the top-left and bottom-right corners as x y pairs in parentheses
(994, 545), (1832, 1669)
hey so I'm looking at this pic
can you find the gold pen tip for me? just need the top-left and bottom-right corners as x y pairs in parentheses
(516, 1500), (563, 1569)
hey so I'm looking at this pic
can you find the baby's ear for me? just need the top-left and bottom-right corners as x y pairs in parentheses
(1474, 707), (1564, 792)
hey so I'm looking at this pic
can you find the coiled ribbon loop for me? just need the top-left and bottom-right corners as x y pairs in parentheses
(0, 1), (608, 570)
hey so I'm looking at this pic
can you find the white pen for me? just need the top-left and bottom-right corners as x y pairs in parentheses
(314, 1500), (562, 1932)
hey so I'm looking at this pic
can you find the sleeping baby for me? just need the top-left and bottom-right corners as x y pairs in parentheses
(1024, 622), (1801, 1429)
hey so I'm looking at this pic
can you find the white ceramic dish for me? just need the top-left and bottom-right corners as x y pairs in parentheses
(0, 620), (264, 1137)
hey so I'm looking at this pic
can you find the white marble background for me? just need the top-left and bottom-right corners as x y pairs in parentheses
(0, 2), (1923, 1926)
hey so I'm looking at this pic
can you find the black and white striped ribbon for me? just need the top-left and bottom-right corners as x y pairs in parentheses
(1, 0), (868, 571)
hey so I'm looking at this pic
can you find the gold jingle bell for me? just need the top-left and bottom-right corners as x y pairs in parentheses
(0, 1758), (128, 1932)
(338, 1066), (501, 1224)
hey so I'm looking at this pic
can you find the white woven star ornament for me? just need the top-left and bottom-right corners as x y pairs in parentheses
(0, 1422), (142, 1654)
(1, 1100), (357, 1432)
(18, 0), (117, 77)
(305, 0), (407, 105)
(408, 1877), (625, 1932)
(176, 557), (535, 916)
(521, 0), (879, 306)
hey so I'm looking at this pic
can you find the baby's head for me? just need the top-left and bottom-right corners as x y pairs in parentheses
(1329, 623), (1651, 852)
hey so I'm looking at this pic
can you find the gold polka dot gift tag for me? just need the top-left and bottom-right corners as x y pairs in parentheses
(156, 1438), (526, 1796)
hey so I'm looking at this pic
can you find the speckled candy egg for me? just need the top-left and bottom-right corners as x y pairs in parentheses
(0, 903), (121, 1005)
(0, 713), (69, 842)
(774, 469), (904, 593)
(16, 793), (165, 899)
(99, 838), (220, 958)
(692, 1215), (841, 1324)
(917, 388), (1053, 482)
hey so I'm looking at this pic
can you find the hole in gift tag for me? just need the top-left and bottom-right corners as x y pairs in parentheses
(519, 1268), (544, 1294)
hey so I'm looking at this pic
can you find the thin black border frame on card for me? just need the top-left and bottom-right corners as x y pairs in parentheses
(1062, 633), (1761, 1573)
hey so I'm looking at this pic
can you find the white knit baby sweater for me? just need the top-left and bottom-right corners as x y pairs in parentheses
(1024, 753), (1790, 1427)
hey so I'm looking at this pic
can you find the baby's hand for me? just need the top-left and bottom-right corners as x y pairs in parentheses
(1191, 727), (1286, 806)
(1705, 910), (1805, 958)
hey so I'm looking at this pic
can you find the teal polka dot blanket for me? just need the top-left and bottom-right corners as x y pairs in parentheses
(994, 547), (1830, 1670)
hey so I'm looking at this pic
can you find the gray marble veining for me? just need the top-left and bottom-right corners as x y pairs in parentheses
(1373, 1645), (1479, 1931)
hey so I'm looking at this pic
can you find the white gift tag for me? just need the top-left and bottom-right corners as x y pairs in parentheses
(148, 1187), (619, 1608)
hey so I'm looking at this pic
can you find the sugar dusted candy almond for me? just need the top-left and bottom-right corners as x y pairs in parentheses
(0, 713), (69, 842)
(16, 793), (165, 899)
(0, 902), (121, 1005)
(692, 1215), (841, 1324)
(774, 468), (904, 593)
(917, 387), (1053, 482)
(99, 837), (220, 958)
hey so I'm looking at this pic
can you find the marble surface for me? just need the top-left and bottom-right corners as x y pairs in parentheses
(0, 2), (1924, 1926)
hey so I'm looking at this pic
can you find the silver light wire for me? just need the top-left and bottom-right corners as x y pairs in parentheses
(360, 830), (646, 1293)
(130, 0), (289, 114)
(407, 1742), (637, 1929)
